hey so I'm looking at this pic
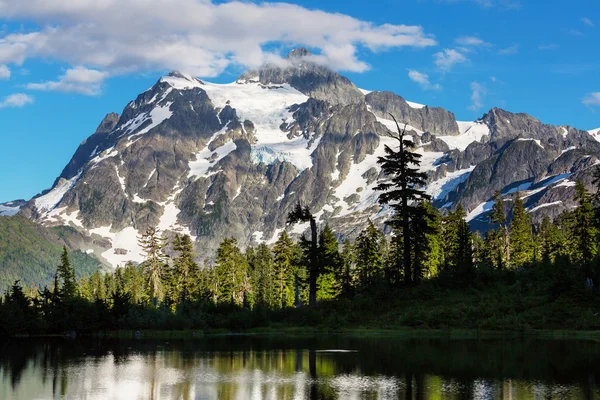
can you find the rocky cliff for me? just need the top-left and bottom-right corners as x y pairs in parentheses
(13, 48), (600, 268)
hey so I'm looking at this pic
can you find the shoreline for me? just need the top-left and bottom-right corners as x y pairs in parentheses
(10, 327), (600, 341)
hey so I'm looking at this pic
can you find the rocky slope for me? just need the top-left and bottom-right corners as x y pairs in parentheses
(11, 48), (600, 268)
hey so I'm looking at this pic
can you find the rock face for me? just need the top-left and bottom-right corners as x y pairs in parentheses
(366, 91), (460, 135)
(17, 48), (600, 267)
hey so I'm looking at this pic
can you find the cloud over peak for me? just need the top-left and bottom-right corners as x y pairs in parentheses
(408, 69), (442, 91)
(0, 0), (437, 94)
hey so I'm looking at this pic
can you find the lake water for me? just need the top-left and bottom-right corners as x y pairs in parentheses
(1, 335), (600, 399)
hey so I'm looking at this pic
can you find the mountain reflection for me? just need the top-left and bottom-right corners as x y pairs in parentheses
(1, 336), (599, 399)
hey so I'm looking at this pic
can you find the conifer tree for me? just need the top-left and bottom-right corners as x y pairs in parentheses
(138, 226), (167, 304)
(488, 190), (509, 268)
(250, 243), (276, 307)
(413, 201), (443, 280)
(509, 192), (534, 267)
(573, 179), (597, 263)
(272, 231), (298, 308)
(354, 220), (386, 289)
(287, 203), (319, 306)
(172, 234), (200, 303)
(340, 239), (355, 295)
(215, 238), (248, 306)
(375, 116), (430, 285)
(442, 205), (473, 280)
(317, 224), (343, 300)
(56, 246), (77, 298)
(539, 216), (561, 264)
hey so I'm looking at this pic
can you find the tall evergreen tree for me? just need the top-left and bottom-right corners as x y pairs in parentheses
(340, 239), (355, 295)
(573, 179), (597, 263)
(138, 226), (167, 304)
(214, 238), (249, 306)
(509, 193), (534, 268)
(272, 231), (298, 308)
(317, 224), (343, 300)
(375, 116), (430, 285)
(354, 220), (386, 289)
(56, 246), (77, 299)
(488, 190), (510, 268)
(172, 234), (200, 303)
(539, 216), (561, 264)
(413, 201), (443, 281)
(287, 203), (319, 306)
(442, 205), (473, 280)
(250, 243), (276, 307)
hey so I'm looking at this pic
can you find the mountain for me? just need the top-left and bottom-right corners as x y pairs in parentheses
(13, 48), (600, 268)
(0, 215), (103, 292)
(0, 200), (25, 217)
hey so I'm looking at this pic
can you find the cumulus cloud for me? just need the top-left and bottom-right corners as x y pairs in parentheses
(583, 92), (600, 107)
(0, 0), (437, 90)
(455, 35), (491, 47)
(581, 17), (594, 27)
(498, 44), (519, 55)
(433, 49), (468, 71)
(0, 93), (34, 108)
(0, 64), (9, 79)
(408, 69), (441, 91)
(26, 66), (108, 95)
(468, 82), (486, 111)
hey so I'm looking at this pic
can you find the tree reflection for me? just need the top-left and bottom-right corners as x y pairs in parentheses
(1, 336), (599, 399)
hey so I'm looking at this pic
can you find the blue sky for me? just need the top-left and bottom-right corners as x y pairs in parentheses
(0, 0), (598, 203)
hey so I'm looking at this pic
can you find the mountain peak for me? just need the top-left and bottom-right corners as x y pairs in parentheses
(286, 48), (313, 59)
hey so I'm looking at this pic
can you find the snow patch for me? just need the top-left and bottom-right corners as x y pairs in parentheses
(89, 226), (144, 268)
(516, 138), (544, 149)
(440, 121), (489, 151)
(35, 172), (82, 213)
(554, 180), (576, 188)
(560, 146), (576, 155)
(188, 124), (237, 178)
(200, 81), (315, 171)
(466, 200), (495, 222)
(406, 101), (426, 109)
(426, 166), (475, 200)
(0, 203), (20, 216)
(528, 201), (562, 213)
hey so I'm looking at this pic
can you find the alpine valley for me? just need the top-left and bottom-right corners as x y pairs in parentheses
(3, 49), (600, 288)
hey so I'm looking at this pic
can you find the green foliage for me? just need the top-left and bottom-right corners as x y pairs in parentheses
(375, 116), (430, 286)
(509, 193), (534, 268)
(0, 216), (101, 293)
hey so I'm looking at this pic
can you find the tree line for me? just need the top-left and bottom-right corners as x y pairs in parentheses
(1, 117), (599, 335)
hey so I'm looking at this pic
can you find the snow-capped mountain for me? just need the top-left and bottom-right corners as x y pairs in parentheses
(16, 49), (600, 268)
(0, 200), (25, 217)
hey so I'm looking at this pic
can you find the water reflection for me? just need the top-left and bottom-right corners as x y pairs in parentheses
(1, 336), (600, 399)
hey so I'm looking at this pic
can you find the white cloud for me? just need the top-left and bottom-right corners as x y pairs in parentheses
(468, 81), (486, 111)
(455, 35), (491, 47)
(0, 93), (34, 108)
(0, 0), (437, 84)
(490, 76), (497, 83)
(0, 64), (9, 79)
(538, 43), (559, 51)
(498, 44), (519, 55)
(408, 69), (441, 91)
(433, 48), (468, 71)
(581, 17), (594, 27)
(26, 66), (108, 95)
(583, 92), (600, 107)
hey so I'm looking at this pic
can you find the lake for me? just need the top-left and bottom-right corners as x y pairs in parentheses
(1, 334), (600, 399)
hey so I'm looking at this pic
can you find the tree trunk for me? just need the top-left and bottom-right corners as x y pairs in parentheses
(309, 217), (318, 307)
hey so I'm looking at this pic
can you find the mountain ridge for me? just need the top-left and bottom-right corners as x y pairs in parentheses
(7, 48), (600, 268)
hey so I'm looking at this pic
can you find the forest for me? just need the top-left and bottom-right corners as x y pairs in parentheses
(1, 120), (600, 337)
